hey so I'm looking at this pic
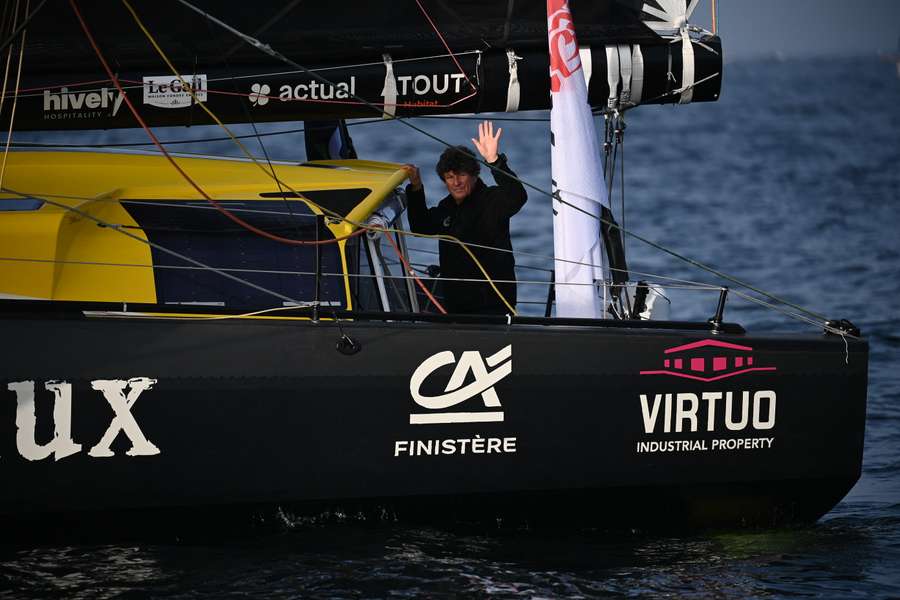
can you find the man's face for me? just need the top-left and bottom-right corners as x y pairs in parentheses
(442, 170), (475, 203)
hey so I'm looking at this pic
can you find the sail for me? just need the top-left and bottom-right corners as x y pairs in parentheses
(548, 0), (608, 318)
(1, 0), (721, 132)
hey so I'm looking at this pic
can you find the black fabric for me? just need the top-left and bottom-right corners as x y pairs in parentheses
(407, 155), (527, 314)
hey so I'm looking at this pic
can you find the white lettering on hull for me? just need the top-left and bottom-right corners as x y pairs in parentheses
(639, 390), (777, 434)
(4, 378), (159, 461)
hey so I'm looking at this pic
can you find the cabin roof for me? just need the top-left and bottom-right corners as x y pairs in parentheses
(1, 151), (408, 233)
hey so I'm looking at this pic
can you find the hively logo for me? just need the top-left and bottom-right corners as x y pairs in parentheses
(43, 87), (125, 120)
(639, 339), (776, 382)
(143, 74), (207, 108)
(249, 83), (270, 106)
(409, 345), (512, 424)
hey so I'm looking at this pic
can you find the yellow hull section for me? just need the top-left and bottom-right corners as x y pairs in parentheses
(0, 151), (407, 305)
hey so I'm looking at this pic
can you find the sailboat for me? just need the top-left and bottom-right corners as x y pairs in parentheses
(0, 0), (867, 529)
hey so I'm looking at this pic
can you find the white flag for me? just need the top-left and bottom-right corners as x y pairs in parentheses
(548, 0), (608, 318)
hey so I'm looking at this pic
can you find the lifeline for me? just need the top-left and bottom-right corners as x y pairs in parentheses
(636, 437), (775, 454)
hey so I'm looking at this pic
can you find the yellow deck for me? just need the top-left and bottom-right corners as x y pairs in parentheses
(0, 151), (408, 304)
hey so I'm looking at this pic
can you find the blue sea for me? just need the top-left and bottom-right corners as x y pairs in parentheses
(2, 56), (899, 598)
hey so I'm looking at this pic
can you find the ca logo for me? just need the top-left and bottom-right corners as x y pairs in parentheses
(408, 345), (512, 425)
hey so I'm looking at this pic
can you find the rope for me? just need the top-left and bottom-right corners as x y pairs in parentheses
(381, 229), (447, 314)
(0, 256), (722, 291)
(413, 0), (477, 93)
(0, 0), (44, 56)
(0, 0), (17, 132)
(0, 0), (27, 191)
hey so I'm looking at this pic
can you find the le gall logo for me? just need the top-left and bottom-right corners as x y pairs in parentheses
(409, 345), (512, 425)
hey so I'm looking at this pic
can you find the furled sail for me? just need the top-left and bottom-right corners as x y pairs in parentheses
(1, 0), (721, 131)
(548, 0), (607, 318)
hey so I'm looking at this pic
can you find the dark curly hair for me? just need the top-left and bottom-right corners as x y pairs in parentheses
(435, 145), (480, 179)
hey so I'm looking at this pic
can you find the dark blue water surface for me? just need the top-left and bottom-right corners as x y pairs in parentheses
(2, 57), (899, 598)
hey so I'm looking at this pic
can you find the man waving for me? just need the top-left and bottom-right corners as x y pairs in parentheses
(404, 121), (528, 315)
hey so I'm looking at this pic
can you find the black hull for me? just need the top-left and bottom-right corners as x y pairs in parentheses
(0, 302), (867, 529)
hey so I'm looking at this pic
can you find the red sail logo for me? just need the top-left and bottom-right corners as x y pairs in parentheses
(547, 0), (582, 92)
(639, 339), (777, 382)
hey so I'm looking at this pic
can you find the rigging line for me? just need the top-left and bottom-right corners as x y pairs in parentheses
(0, 0), (44, 56)
(0, 0), (26, 192)
(75, 0), (363, 248)
(223, 0), (303, 59)
(144, 306), (320, 321)
(382, 229), (448, 314)
(416, 115), (550, 122)
(413, 0), (477, 92)
(0, 186), (306, 306)
(120, 200), (317, 218)
(204, 13), (305, 250)
(124, 2), (512, 314)
(0, 256), (722, 291)
(620, 120), (626, 258)
(4, 117), (403, 149)
(7, 77), (112, 96)
(729, 287), (860, 339)
(0, 0), (18, 143)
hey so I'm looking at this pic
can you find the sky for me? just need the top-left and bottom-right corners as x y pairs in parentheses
(690, 0), (900, 59)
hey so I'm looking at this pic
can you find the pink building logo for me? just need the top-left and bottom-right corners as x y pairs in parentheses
(639, 339), (776, 382)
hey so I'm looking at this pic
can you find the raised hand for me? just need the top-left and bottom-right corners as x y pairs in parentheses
(471, 120), (502, 163)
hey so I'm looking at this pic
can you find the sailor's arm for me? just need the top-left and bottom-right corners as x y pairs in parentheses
(402, 164), (439, 234)
(487, 153), (527, 215)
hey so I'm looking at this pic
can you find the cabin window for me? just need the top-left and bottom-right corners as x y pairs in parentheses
(0, 197), (45, 211)
(122, 199), (348, 310)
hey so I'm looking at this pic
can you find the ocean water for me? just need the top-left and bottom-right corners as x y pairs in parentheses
(2, 57), (899, 598)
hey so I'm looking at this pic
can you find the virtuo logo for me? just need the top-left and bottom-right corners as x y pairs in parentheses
(639, 339), (777, 382)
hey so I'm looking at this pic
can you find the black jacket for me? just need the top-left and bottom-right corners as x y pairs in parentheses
(406, 154), (527, 314)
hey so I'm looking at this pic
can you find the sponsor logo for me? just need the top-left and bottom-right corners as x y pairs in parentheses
(409, 345), (512, 425)
(3, 378), (160, 461)
(277, 77), (356, 102)
(249, 83), (270, 106)
(394, 346), (517, 458)
(143, 74), (207, 108)
(636, 340), (779, 455)
(639, 339), (776, 382)
(42, 87), (125, 120)
(635, 389), (779, 455)
(547, 0), (582, 92)
(392, 73), (468, 97)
